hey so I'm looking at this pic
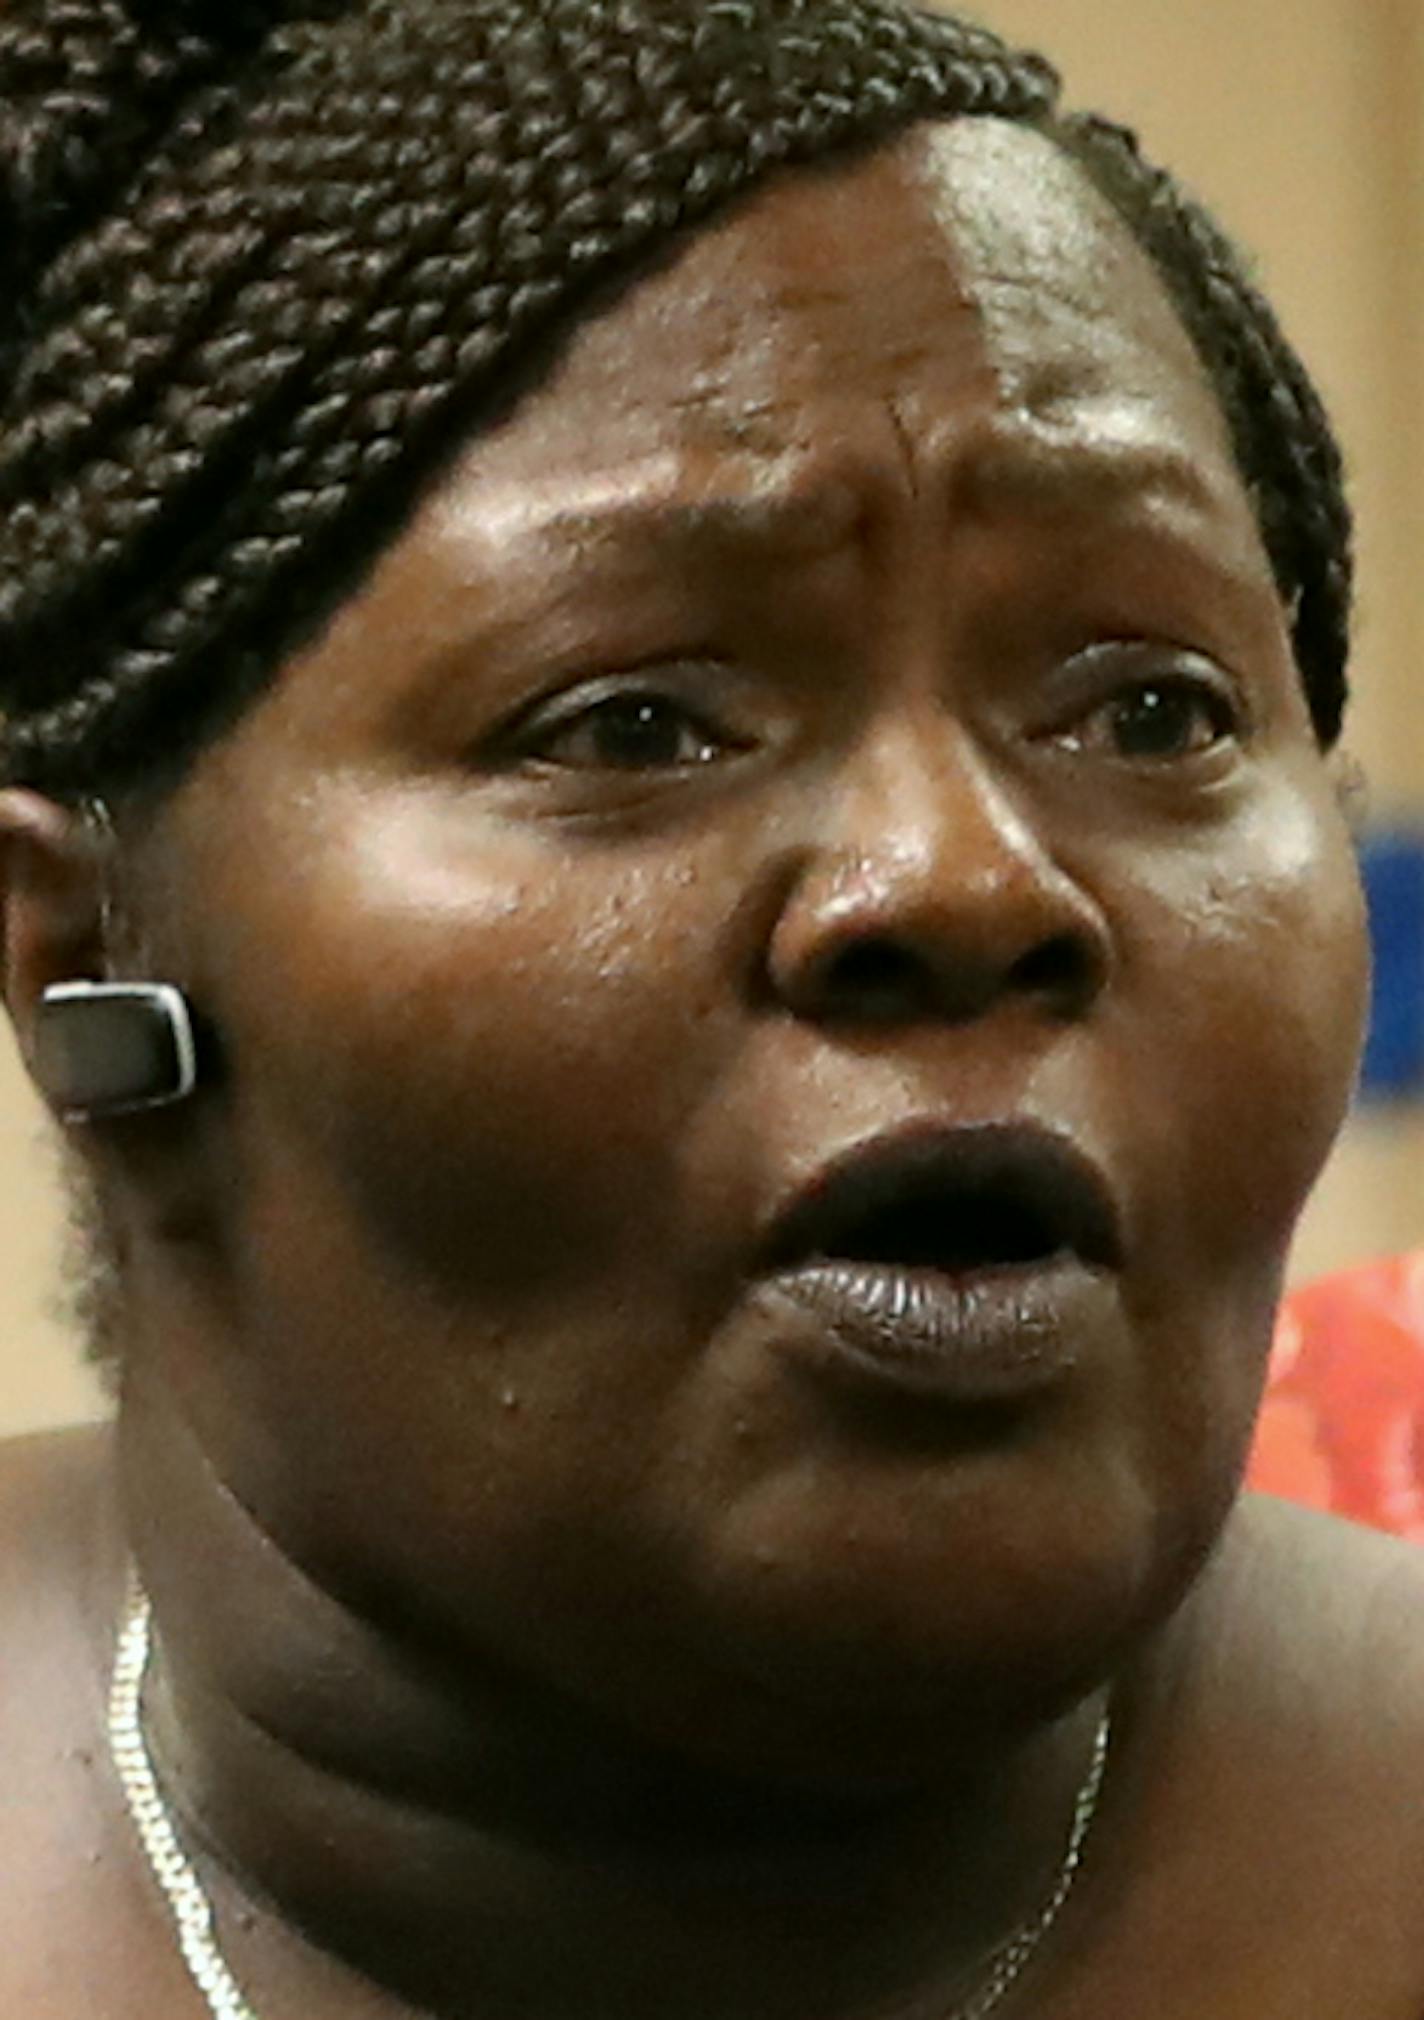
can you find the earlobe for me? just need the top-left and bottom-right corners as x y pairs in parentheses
(0, 791), (205, 1122)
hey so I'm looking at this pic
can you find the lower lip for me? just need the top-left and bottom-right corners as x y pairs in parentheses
(758, 1257), (1114, 1404)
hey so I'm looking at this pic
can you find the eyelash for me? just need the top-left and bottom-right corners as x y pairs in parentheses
(503, 677), (751, 775)
(493, 648), (1247, 782)
(1050, 669), (1245, 763)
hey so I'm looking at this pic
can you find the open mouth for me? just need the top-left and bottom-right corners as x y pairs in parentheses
(827, 1184), (1065, 1274)
(762, 1125), (1123, 1283)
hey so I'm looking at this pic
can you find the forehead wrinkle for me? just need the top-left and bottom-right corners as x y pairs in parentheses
(664, 389), (800, 466)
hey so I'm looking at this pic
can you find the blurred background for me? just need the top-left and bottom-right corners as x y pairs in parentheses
(1, 0), (1421, 1433)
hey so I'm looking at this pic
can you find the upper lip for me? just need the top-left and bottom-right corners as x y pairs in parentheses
(758, 1122), (1124, 1279)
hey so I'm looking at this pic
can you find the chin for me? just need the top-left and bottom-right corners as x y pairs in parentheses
(651, 1443), (1235, 1786)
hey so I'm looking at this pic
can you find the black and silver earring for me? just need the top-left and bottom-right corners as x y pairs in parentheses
(34, 979), (199, 1120)
(29, 798), (201, 1120)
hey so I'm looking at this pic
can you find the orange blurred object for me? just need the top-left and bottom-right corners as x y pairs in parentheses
(1249, 1253), (1424, 1537)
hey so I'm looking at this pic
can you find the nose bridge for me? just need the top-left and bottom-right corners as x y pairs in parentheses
(824, 705), (1052, 914)
(766, 705), (1110, 1023)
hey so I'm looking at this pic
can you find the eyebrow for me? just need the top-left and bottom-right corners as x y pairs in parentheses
(957, 418), (1227, 524)
(471, 461), (868, 565)
(434, 420), (1237, 577)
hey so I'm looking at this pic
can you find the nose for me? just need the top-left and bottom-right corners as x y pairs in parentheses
(765, 719), (1113, 1026)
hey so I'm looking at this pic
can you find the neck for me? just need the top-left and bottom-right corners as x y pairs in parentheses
(112, 1389), (1124, 2020)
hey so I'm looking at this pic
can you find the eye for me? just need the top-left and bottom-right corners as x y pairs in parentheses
(1054, 672), (1243, 763)
(519, 689), (743, 772)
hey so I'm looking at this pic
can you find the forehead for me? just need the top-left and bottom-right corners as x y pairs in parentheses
(417, 116), (1245, 543)
(245, 114), (1275, 726)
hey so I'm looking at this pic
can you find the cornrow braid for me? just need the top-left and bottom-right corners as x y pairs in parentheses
(0, 0), (1351, 799)
(0, 0), (1060, 794)
(0, 0), (304, 314)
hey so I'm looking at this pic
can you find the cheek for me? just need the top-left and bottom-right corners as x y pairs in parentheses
(207, 790), (738, 1308)
(1100, 795), (1367, 1468)
(1144, 802), (1367, 1245)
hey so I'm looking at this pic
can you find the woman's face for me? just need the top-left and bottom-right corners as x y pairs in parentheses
(135, 121), (1367, 1774)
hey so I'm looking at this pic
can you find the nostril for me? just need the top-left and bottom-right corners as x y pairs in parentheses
(1010, 934), (1098, 1007)
(820, 939), (930, 1015)
(803, 933), (1101, 1022)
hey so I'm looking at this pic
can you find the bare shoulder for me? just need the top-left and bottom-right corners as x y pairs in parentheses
(0, 1420), (115, 1637)
(1183, 1492), (1424, 1835)
(1048, 1499), (1424, 2018)
(1155, 1495), (1424, 2000)
(0, 1416), (113, 1513)
(1225, 1491), (1424, 1728)
(0, 1426), (157, 2017)
(0, 1420), (119, 1824)
(0, 1419), (129, 1784)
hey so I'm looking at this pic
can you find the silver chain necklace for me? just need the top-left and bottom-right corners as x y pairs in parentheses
(109, 1584), (1111, 2020)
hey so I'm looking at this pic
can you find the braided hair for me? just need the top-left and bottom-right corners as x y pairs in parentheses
(0, 0), (1351, 804)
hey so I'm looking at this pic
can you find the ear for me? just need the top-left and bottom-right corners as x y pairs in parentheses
(0, 789), (110, 1082)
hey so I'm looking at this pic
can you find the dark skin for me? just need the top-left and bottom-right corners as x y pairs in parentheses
(2, 119), (1423, 2019)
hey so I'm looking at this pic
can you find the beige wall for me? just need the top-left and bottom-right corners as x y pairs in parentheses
(1, 0), (1421, 1432)
(0, 1040), (98, 1429)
